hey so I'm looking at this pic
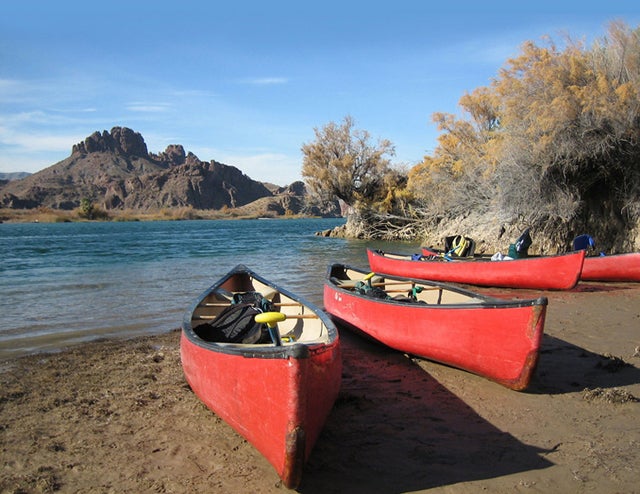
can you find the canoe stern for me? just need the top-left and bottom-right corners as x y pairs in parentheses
(500, 299), (547, 390)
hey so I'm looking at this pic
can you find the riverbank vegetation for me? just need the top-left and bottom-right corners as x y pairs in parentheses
(0, 206), (313, 224)
(302, 21), (640, 253)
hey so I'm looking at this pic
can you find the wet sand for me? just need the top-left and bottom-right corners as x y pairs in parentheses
(1, 282), (639, 493)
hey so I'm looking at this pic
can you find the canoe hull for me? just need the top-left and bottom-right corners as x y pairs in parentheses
(181, 265), (341, 489)
(580, 253), (640, 282)
(180, 335), (340, 487)
(324, 264), (547, 390)
(367, 248), (585, 290)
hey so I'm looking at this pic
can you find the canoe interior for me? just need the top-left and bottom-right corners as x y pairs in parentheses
(191, 271), (331, 345)
(329, 265), (489, 306)
(417, 249), (579, 263)
(417, 251), (496, 262)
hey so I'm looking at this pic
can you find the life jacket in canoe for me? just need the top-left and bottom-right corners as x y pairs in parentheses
(354, 280), (390, 299)
(444, 235), (476, 257)
(197, 292), (274, 344)
(354, 280), (426, 304)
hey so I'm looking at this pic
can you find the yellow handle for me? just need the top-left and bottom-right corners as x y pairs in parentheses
(254, 312), (287, 328)
(363, 272), (376, 281)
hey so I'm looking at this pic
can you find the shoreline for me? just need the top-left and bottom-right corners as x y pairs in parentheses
(1, 282), (639, 493)
(0, 207), (338, 224)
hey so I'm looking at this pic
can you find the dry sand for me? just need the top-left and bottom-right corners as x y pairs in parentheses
(1, 282), (639, 493)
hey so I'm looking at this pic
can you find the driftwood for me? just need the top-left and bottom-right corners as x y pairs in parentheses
(342, 210), (429, 241)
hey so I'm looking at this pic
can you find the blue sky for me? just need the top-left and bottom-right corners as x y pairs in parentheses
(1, 2), (638, 185)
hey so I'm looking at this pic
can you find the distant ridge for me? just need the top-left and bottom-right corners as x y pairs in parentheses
(0, 172), (31, 181)
(0, 127), (340, 217)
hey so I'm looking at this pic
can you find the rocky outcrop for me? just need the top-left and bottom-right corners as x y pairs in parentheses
(151, 145), (187, 167)
(72, 127), (150, 158)
(0, 127), (343, 217)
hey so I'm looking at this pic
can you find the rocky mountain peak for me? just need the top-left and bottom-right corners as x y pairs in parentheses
(151, 145), (187, 167)
(72, 127), (149, 157)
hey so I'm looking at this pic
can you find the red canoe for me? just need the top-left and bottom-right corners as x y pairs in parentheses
(181, 265), (341, 489)
(324, 264), (548, 390)
(366, 248), (585, 290)
(580, 253), (640, 282)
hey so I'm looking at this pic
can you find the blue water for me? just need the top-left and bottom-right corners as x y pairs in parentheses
(0, 218), (422, 359)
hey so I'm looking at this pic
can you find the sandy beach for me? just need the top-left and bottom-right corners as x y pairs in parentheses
(1, 281), (639, 493)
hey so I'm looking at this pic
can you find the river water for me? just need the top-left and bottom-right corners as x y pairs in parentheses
(0, 218), (422, 359)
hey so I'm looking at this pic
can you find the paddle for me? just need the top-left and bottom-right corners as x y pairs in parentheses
(255, 312), (287, 346)
(363, 271), (376, 287)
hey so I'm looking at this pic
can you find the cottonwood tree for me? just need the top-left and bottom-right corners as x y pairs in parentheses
(301, 116), (396, 209)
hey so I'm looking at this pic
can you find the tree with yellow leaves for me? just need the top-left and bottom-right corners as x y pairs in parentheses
(301, 116), (396, 209)
(408, 20), (640, 250)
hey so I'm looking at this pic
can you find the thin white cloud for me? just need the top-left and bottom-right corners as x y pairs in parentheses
(0, 126), (82, 153)
(0, 109), (101, 134)
(42, 107), (99, 114)
(240, 77), (288, 85)
(125, 103), (172, 113)
(0, 79), (41, 105)
(0, 79), (22, 91)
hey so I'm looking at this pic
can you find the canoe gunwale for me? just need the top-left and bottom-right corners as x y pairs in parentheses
(419, 247), (585, 262)
(326, 264), (548, 310)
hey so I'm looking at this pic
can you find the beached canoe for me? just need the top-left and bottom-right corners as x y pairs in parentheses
(571, 234), (640, 282)
(366, 248), (585, 290)
(324, 264), (548, 390)
(180, 265), (341, 489)
(580, 252), (640, 282)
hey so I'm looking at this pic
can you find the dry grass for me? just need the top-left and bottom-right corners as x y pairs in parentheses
(0, 208), (76, 224)
(0, 207), (313, 224)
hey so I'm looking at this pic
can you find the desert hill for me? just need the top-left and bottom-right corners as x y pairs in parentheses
(0, 127), (339, 217)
